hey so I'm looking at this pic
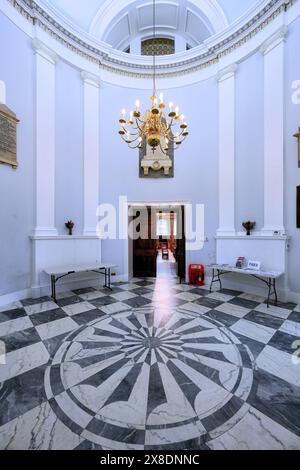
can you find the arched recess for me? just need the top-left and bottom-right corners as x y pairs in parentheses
(89, 0), (229, 50)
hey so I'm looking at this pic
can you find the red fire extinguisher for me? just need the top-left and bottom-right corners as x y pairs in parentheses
(188, 264), (205, 286)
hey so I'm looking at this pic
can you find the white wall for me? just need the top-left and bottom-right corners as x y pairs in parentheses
(0, 13), (34, 296)
(55, 61), (84, 235)
(235, 52), (264, 231)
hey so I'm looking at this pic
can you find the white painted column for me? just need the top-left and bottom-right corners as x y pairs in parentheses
(81, 71), (101, 236)
(261, 26), (288, 235)
(32, 39), (58, 236)
(217, 64), (237, 236)
(0, 80), (6, 104)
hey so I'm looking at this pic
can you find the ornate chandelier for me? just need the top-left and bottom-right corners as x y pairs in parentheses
(118, 0), (189, 155)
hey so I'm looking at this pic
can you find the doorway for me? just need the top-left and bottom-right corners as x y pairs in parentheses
(131, 205), (186, 281)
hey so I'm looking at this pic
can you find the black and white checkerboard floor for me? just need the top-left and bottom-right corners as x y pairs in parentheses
(0, 277), (300, 450)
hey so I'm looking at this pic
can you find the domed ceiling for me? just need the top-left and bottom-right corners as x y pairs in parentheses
(42, 0), (261, 51)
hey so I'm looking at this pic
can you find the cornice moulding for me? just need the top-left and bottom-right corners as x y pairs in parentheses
(6, 0), (297, 78)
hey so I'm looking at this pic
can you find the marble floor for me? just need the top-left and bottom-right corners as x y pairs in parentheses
(0, 272), (300, 450)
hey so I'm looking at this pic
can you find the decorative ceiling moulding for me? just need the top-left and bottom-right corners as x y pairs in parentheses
(90, 0), (229, 42)
(6, 0), (296, 79)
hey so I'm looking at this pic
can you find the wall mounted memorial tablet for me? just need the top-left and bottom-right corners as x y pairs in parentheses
(294, 127), (300, 168)
(297, 186), (300, 229)
(0, 103), (19, 169)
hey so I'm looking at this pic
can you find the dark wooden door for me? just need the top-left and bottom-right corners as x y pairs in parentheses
(176, 206), (186, 282)
(133, 207), (157, 278)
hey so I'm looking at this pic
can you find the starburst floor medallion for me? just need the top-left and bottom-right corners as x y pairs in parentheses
(45, 306), (256, 449)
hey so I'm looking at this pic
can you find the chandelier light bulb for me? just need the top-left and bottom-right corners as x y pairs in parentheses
(169, 102), (174, 111)
(159, 93), (164, 103)
(121, 109), (126, 117)
(135, 100), (140, 110)
(175, 106), (179, 115)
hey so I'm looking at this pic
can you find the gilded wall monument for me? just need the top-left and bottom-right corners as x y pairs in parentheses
(0, 103), (19, 169)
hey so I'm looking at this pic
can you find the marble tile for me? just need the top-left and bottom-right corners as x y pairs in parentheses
(174, 292), (201, 302)
(89, 296), (117, 309)
(0, 308), (26, 323)
(208, 407), (300, 450)
(100, 302), (131, 315)
(118, 283), (141, 291)
(249, 368), (300, 437)
(0, 342), (50, 382)
(61, 301), (96, 316)
(268, 331), (298, 355)
(109, 291), (138, 302)
(0, 301), (23, 313)
(288, 310), (300, 323)
(0, 365), (48, 427)
(256, 345), (300, 387)
(72, 309), (105, 326)
(244, 310), (284, 330)
(215, 302), (250, 319)
(238, 293), (266, 303)
(22, 296), (51, 306)
(207, 292), (235, 303)
(78, 291), (107, 301)
(56, 295), (82, 307)
(294, 304), (300, 313)
(230, 319), (276, 344)
(255, 303), (292, 320)
(179, 303), (211, 315)
(24, 301), (58, 316)
(0, 327), (41, 353)
(30, 308), (68, 326)
(229, 297), (260, 310)
(279, 319), (300, 337)
(0, 316), (33, 337)
(123, 297), (152, 308)
(0, 401), (82, 450)
(35, 317), (78, 341)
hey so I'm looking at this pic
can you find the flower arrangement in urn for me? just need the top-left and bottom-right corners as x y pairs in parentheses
(65, 220), (74, 236)
(242, 221), (256, 236)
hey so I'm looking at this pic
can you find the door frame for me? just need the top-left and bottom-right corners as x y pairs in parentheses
(123, 201), (191, 282)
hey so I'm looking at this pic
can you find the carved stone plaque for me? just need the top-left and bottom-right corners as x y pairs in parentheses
(0, 103), (19, 169)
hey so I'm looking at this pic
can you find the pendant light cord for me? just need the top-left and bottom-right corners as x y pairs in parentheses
(153, 0), (156, 97)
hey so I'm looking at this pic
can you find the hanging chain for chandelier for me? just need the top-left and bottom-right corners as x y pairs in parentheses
(118, 0), (189, 154)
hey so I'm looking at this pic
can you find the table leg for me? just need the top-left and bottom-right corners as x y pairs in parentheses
(51, 275), (57, 303)
(209, 269), (215, 292)
(217, 270), (222, 290)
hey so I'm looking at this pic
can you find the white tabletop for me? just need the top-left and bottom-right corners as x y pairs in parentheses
(207, 264), (284, 279)
(44, 263), (117, 276)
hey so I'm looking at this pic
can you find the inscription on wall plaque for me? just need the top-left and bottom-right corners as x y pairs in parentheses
(0, 103), (19, 169)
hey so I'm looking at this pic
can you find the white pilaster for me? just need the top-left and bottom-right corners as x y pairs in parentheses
(81, 71), (101, 236)
(0, 80), (6, 104)
(216, 64), (237, 236)
(32, 39), (58, 236)
(261, 26), (288, 235)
